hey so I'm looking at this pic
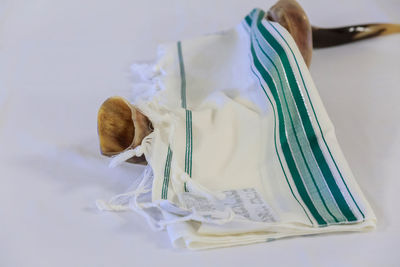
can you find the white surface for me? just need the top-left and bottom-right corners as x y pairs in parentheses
(0, 0), (399, 266)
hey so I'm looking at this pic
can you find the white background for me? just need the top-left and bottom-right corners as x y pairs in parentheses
(0, 0), (399, 266)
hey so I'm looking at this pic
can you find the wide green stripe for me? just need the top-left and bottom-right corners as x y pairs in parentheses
(246, 9), (314, 224)
(246, 8), (258, 24)
(245, 15), (252, 26)
(252, 23), (347, 221)
(253, 10), (357, 222)
(250, 67), (314, 225)
(253, 30), (347, 222)
(267, 21), (365, 220)
(250, 42), (327, 225)
(251, 32), (340, 223)
(162, 146), (173, 199)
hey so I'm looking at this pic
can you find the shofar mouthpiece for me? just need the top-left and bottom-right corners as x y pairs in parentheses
(97, 96), (153, 165)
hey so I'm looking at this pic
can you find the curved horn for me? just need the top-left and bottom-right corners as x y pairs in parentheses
(267, 0), (400, 67)
(312, 23), (400, 48)
(267, 0), (313, 67)
(97, 96), (152, 165)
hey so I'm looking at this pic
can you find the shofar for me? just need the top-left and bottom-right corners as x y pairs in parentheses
(97, 0), (400, 164)
(97, 97), (152, 164)
(267, 0), (313, 66)
(267, 0), (400, 67)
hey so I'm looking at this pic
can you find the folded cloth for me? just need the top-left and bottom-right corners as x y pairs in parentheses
(97, 8), (376, 250)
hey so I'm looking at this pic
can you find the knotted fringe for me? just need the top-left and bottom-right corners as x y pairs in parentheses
(97, 158), (235, 230)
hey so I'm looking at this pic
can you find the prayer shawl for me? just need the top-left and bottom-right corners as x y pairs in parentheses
(97, 8), (376, 250)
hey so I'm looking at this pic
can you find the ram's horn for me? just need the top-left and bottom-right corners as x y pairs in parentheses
(97, 96), (152, 164)
(312, 24), (400, 48)
(267, 0), (313, 67)
(267, 0), (400, 67)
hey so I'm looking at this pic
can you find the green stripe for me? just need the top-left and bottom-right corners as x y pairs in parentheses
(250, 67), (314, 225)
(252, 25), (347, 222)
(246, 8), (320, 224)
(245, 15), (252, 26)
(161, 146), (173, 199)
(251, 32), (341, 223)
(184, 110), (193, 190)
(250, 38), (327, 225)
(246, 9), (359, 223)
(188, 110), (193, 176)
(244, 9), (257, 26)
(185, 110), (190, 174)
(254, 12), (357, 222)
(267, 21), (365, 220)
(185, 109), (189, 171)
(177, 41), (193, 193)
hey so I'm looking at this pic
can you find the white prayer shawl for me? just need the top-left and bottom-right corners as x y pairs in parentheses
(98, 8), (376, 250)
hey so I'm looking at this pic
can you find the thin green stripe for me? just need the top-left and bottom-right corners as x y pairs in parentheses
(188, 110), (193, 176)
(267, 21), (365, 220)
(162, 147), (172, 199)
(184, 110), (193, 177)
(185, 110), (189, 172)
(185, 110), (190, 174)
(177, 41), (187, 109)
(162, 146), (173, 199)
(251, 32), (341, 223)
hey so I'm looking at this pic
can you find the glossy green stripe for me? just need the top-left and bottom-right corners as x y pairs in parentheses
(245, 8), (262, 27)
(252, 32), (340, 223)
(267, 21), (365, 220)
(250, 67), (314, 225)
(250, 42), (326, 225)
(253, 10), (357, 222)
(162, 147), (172, 199)
(185, 110), (193, 177)
(185, 109), (189, 173)
(188, 110), (193, 176)
(162, 146), (173, 199)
